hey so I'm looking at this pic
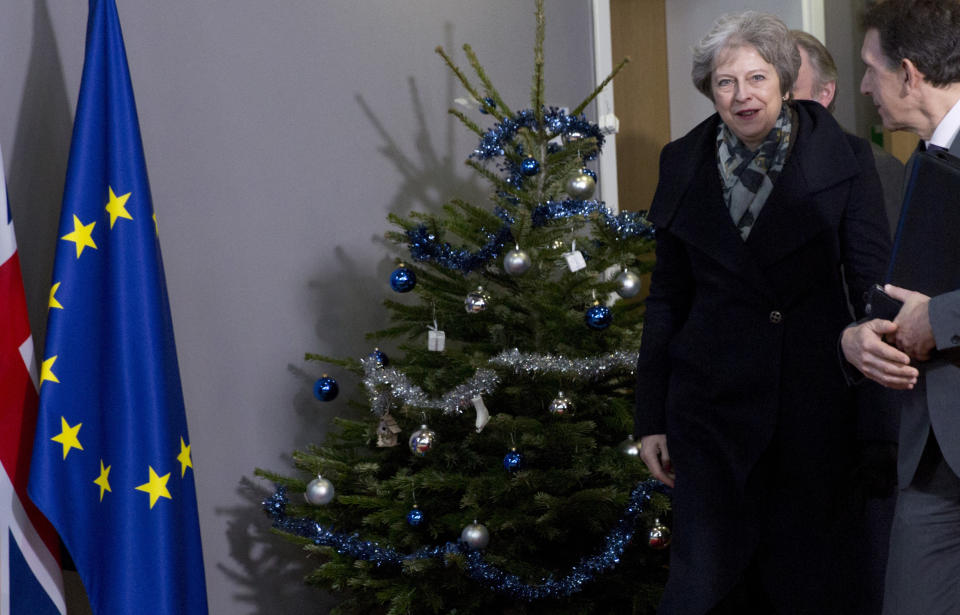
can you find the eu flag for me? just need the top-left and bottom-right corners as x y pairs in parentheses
(27, 1), (208, 613)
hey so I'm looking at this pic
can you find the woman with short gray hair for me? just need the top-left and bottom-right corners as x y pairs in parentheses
(634, 10), (891, 614)
(690, 11), (801, 101)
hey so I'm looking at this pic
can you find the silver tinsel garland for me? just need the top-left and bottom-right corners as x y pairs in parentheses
(488, 348), (637, 378)
(361, 349), (638, 417)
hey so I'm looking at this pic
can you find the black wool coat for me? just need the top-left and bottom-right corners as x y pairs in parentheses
(633, 101), (892, 614)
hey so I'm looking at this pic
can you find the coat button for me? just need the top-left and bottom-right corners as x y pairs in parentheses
(769, 310), (783, 324)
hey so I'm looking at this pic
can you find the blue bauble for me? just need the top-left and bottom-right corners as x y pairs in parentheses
(370, 348), (389, 367)
(585, 304), (612, 330)
(520, 157), (540, 176)
(390, 266), (416, 293)
(479, 97), (496, 114)
(407, 506), (424, 527)
(313, 375), (339, 401)
(503, 449), (524, 473)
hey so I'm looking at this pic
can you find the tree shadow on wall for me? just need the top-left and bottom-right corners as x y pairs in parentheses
(360, 21), (488, 222)
(306, 22), (493, 369)
(356, 21), (493, 293)
(217, 477), (337, 615)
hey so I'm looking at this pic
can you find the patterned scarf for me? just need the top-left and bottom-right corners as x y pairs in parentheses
(717, 105), (794, 240)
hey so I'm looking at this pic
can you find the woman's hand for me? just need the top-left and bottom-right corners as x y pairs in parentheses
(639, 434), (675, 487)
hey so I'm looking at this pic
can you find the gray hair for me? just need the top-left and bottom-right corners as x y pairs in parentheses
(691, 11), (801, 101)
(792, 30), (838, 112)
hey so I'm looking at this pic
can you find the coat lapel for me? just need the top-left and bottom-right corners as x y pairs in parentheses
(650, 103), (861, 296)
(745, 102), (859, 270)
(650, 114), (769, 294)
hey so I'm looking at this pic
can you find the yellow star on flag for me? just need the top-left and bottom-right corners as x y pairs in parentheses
(51, 417), (83, 459)
(94, 460), (112, 501)
(40, 356), (60, 386)
(61, 214), (97, 258)
(135, 466), (172, 509)
(177, 437), (194, 478)
(49, 282), (63, 310)
(105, 186), (133, 228)
(152, 212), (158, 235)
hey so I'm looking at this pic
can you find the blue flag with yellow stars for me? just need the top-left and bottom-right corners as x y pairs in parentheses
(27, 1), (208, 613)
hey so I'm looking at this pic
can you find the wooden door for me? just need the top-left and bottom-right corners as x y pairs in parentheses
(610, 0), (671, 211)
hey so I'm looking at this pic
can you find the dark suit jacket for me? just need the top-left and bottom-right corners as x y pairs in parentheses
(633, 101), (891, 614)
(897, 138), (960, 488)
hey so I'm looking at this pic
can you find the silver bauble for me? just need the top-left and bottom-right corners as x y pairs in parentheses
(304, 476), (335, 505)
(648, 518), (672, 550)
(548, 391), (573, 416)
(563, 129), (587, 144)
(464, 286), (491, 313)
(615, 269), (642, 299)
(460, 520), (490, 549)
(503, 248), (532, 275)
(618, 435), (642, 457)
(566, 171), (596, 199)
(409, 424), (437, 457)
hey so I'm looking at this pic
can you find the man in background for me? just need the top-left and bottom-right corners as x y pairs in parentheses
(791, 30), (905, 238)
(840, 1), (960, 613)
(790, 30), (902, 614)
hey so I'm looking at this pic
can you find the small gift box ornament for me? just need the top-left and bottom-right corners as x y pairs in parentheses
(563, 240), (586, 272)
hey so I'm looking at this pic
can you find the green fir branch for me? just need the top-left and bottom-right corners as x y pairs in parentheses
(463, 44), (514, 119)
(464, 159), (511, 193)
(570, 56), (631, 117)
(303, 353), (362, 374)
(435, 46), (486, 112)
(531, 0), (546, 124)
(447, 108), (485, 137)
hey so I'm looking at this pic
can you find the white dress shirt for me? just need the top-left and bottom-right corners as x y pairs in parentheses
(928, 96), (960, 149)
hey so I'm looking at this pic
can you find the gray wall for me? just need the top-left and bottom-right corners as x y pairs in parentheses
(825, 0), (859, 132)
(1, 2), (595, 614)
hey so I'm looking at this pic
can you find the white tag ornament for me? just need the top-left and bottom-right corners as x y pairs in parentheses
(564, 240), (586, 272)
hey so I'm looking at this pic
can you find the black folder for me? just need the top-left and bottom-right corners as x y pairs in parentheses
(886, 148), (960, 296)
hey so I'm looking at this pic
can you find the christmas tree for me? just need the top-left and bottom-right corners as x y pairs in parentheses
(257, 3), (669, 613)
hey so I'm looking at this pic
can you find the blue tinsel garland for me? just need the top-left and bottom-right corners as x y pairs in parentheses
(532, 200), (656, 240)
(473, 108), (604, 161)
(405, 224), (514, 274)
(404, 202), (653, 273)
(263, 479), (668, 601)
